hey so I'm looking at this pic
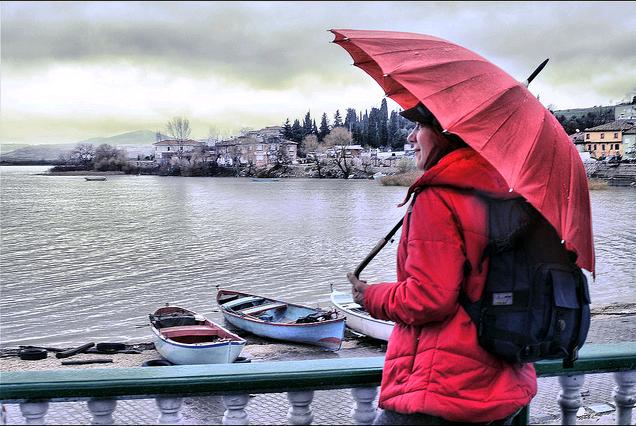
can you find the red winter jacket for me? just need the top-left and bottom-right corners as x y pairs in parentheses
(364, 147), (537, 423)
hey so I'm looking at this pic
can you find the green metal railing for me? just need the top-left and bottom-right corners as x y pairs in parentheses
(1, 342), (636, 424)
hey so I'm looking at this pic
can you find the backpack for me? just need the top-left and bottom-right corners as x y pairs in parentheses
(459, 196), (591, 368)
(356, 190), (591, 368)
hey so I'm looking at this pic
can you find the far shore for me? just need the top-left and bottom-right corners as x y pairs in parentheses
(43, 170), (126, 176)
(2, 163), (626, 189)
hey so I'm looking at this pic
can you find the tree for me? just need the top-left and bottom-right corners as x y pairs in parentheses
(324, 127), (353, 178)
(290, 119), (304, 142)
(344, 108), (357, 132)
(69, 143), (95, 169)
(166, 117), (192, 142)
(333, 109), (343, 127)
(283, 118), (293, 139)
(94, 144), (128, 171)
(302, 134), (329, 178)
(303, 111), (313, 138)
(379, 98), (389, 147)
(319, 113), (330, 141)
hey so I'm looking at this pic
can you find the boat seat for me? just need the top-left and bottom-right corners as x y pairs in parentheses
(341, 302), (363, 310)
(240, 302), (287, 316)
(222, 296), (265, 309)
(160, 325), (220, 338)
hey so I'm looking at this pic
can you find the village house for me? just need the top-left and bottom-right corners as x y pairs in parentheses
(215, 126), (298, 167)
(153, 139), (208, 165)
(584, 120), (636, 160)
(329, 144), (364, 159)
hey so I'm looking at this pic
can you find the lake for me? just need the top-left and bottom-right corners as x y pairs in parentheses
(1, 166), (634, 347)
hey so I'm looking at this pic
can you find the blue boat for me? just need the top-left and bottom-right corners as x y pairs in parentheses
(216, 289), (345, 351)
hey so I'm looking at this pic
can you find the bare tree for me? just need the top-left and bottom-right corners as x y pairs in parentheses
(166, 117), (192, 142)
(302, 134), (329, 178)
(228, 144), (242, 176)
(69, 143), (96, 169)
(94, 144), (128, 171)
(324, 127), (354, 178)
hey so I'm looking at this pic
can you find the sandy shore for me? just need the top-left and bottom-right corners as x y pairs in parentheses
(0, 332), (386, 372)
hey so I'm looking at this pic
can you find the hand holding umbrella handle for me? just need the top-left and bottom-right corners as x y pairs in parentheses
(354, 218), (404, 279)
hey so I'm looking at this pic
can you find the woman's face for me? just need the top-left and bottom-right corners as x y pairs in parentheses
(407, 123), (451, 170)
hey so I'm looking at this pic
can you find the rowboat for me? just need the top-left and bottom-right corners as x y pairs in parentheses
(149, 305), (246, 365)
(216, 289), (346, 351)
(330, 289), (394, 342)
(85, 176), (107, 181)
(250, 177), (279, 182)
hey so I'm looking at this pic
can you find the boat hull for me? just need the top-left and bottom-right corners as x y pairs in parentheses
(330, 290), (394, 341)
(217, 290), (345, 351)
(152, 333), (245, 365)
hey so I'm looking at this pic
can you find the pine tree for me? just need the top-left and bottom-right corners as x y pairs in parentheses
(303, 111), (313, 138)
(388, 111), (399, 148)
(283, 118), (293, 139)
(333, 110), (343, 127)
(379, 99), (389, 147)
(291, 119), (304, 142)
(312, 119), (319, 136)
(344, 108), (357, 132)
(319, 113), (329, 142)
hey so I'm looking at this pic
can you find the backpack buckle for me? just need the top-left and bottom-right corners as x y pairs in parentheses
(521, 344), (541, 361)
(563, 346), (579, 369)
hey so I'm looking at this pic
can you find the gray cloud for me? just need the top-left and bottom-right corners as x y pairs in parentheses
(4, 1), (633, 93)
(2, 1), (635, 144)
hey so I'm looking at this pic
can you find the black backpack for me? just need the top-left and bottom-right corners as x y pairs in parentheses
(459, 196), (591, 367)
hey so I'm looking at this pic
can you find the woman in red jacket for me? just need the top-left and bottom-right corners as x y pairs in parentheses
(347, 104), (537, 425)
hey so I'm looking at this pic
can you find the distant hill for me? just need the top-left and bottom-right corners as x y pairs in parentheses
(0, 143), (30, 155)
(0, 130), (166, 162)
(76, 130), (167, 146)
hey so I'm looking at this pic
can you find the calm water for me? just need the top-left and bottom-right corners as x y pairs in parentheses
(1, 166), (634, 347)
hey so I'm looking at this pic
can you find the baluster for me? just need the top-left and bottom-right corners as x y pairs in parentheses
(222, 394), (250, 425)
(19, 401), (49, 425)
(87, 398), (117, 424)
(558, 374), (585, 425)
(613, 371), (636, 425)
(156, 396), (183, 424)
(287, 390), (314, 425)
(351, 387), (378, 425)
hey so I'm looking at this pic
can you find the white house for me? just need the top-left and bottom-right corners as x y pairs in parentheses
(153, 139), (206, 165)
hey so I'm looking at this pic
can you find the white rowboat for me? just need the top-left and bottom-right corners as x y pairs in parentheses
(330, 289), (394, 342)
(149, 305), (246, 365)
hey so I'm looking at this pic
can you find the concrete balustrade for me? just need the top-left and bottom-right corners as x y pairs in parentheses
(1, 343), (635, 425)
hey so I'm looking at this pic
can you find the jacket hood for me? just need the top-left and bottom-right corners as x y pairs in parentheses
(399, 147), (518, 206)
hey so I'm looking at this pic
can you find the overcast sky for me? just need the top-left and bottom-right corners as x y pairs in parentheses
(2, 1), (635, 145)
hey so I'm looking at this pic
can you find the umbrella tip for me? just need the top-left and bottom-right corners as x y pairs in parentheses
(524, 58), (550, 87)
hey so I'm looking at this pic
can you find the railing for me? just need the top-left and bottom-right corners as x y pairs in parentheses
(1, 342), (635, 425)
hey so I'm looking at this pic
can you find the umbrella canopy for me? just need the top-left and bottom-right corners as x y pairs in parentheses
(331, 29), (594, 274)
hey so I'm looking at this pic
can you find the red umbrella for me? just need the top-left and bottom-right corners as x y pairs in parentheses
(331, 29), (594, 274)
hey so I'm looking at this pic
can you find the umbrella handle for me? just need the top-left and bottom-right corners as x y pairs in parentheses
(354, 218), (404, 279)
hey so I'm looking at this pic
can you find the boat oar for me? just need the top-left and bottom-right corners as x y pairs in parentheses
(354, 218), (404, 279)
(61, 358), (113, 366)
(55, 342), (95, 359)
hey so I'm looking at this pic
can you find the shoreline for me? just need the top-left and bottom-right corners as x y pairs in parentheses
(2, 304), (634, 373)
(21, 168), (630, 188)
